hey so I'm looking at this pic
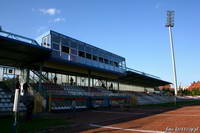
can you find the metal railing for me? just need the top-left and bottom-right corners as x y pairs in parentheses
(0, 29), (39, 46)
(126, 67), (161, 79)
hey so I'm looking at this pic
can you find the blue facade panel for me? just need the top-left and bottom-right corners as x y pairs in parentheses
(40, 30), (126, 74)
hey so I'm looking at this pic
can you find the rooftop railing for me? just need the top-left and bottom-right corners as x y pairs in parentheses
(126, 67), (161, 79)
(0, 29), (39, 46)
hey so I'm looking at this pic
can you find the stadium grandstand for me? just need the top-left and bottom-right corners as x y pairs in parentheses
(0, 28), (175, 114)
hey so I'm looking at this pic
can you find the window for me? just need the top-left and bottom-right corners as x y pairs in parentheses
(110, 61), (113, 66)
(114, 62), (119, 67)
(104, 59), (109, 64)
(86, 53), (92, 59)
(62, 46), (69, 53)
(52, 43), (60, 50)
(71, 49), (77, 55)
(42, 36), (50, 46)
(99, 57), (104, 63)
(71, 42), (77, 49)
(93, 55), (97, 61)
(52, 35), (60, 43)
(79, 51), (85, 57)
(43, 38), (47, 45)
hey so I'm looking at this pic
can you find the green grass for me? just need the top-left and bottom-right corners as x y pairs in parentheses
(0, 116), (12, 133)
(0, 116), (70, 133)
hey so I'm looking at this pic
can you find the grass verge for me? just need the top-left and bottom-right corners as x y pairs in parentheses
(0, 116), (70, 133)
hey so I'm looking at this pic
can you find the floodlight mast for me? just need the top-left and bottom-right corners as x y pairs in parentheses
(166, 11), (178, 99)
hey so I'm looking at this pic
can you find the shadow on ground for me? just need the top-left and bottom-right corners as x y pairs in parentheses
(51, 101), (200, 133)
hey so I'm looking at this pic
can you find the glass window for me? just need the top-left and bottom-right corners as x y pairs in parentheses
(71, 49), (77, 55)
(104, 59), (109, 64)
(62, 42), (70, 47)
(93, 55), (97, 61)
(47, 36), (50, 46)
(86, 53), (92, 59)
(43, 38), (47, 45)
(110, 61), (113, 66)
(71, 42), (77, 49)
(61, 38), (70, 46)
(99, 57), (104, 63)
(52, 43), (60, 50)
(52, 35), (60, 43)
(79, 51), (85, 57)
(114, 62), (119, 67)
(85, 46), (91, 53)
(62, 46), (69, 53)
(42, 36), (50, 46)
(79, 44), (84, 51)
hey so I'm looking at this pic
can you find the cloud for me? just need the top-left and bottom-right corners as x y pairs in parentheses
(36, 26), (47, 34)
(31, 8), (35, 12)
(53, 17), (65, 22)
(155, 3), (161, 9)
(39, 8), (60, 15)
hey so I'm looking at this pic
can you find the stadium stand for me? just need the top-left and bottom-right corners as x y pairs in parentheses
(0, 29), (173, 114)
(0, 87), (26, 115)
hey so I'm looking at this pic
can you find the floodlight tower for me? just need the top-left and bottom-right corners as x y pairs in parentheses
(166, 11), (178, 98)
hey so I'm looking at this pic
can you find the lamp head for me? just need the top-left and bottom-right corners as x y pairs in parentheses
(166, 10), (175, 27)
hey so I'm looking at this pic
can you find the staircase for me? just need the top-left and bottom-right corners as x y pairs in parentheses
(0, 87), (26, 115)
(31, 70), (49, 82)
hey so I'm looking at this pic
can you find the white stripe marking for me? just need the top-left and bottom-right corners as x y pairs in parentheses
(89, 124), (165, 133)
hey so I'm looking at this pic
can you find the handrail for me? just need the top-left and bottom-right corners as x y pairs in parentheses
(0, 30), (39, 45)
(31, 70), (49, 82)
(30, 83), (48, 98)
(126, 67), (161, 79)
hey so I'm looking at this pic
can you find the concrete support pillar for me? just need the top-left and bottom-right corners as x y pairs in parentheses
(38, 66), (42, 92)
(88, 70), (91, 87)
(26, 69), (30, 83)
(106, 80), (108, 89)
(117, 81), (120, 93)
(92, 78), (94, 87)
(75, 76), (77, 86)
(46, 72), (49, 81)
(67, 75), (69, 84)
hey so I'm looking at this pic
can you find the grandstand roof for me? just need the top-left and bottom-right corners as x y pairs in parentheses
(0, 35), (51, 67)
(0, 32), (125, 79)
(0, 30), (171, 87)
(119, 71), (171, 87)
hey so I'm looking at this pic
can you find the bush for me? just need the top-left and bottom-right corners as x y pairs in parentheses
(180, 88), (200, 96)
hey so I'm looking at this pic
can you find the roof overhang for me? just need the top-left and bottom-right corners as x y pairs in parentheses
(0, 35), (51, 67)
(118, 71), (171, 87)
(0, 35), (170, 87)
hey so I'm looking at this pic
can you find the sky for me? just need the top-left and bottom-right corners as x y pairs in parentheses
(0, 0), (200, 86)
